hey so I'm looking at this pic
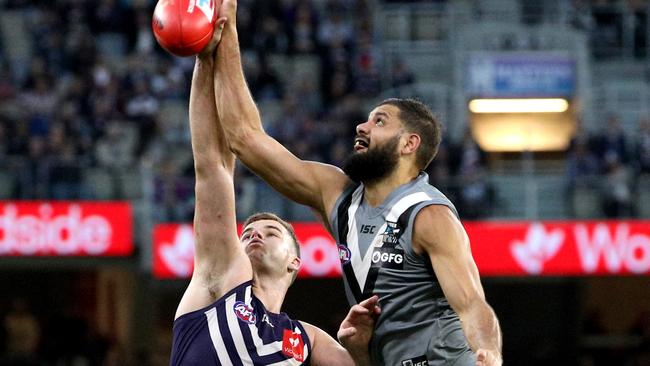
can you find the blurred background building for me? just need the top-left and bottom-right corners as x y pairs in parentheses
(0, 0), (649, 365)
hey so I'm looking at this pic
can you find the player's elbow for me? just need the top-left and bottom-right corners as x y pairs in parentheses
(227, 127), (261, 157)
(193, 152), (233, 179)
(452, 290), (487, 317)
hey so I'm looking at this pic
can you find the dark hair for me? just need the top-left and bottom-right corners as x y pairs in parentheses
(378, 98), (441, 171)
(242, 212), (301, 282)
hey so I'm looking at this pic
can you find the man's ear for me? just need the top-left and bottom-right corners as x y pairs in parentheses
(402, 133), (421, 155)
(288, 256), (301, 273)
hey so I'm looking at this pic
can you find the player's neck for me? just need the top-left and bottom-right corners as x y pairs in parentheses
(251, 275), (289, 313)
(363, 164), (419, 207)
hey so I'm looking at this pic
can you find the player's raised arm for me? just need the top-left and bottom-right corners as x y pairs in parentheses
(413, 206), (502, 366)
(212, 0), (349, 217)
(175, 24), (253, 319)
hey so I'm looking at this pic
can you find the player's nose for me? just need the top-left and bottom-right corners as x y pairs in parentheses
(356, 120), (371, 135)
(250, 229), (263, 240)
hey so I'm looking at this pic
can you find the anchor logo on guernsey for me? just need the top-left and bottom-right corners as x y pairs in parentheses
(233, 301), (256, 324)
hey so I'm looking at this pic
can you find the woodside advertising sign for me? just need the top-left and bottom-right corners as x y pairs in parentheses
(152, 220), (650, 279)
(0, 201), (134, 257)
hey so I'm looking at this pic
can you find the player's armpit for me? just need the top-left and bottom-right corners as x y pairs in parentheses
(412, 205), (502, 362)
(301, 322), (356, 366)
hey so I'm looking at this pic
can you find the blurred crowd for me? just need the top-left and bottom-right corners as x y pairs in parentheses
(0, 0), (406, 222)
(566, 115), (650, 218)
(0, 0), (648, 228)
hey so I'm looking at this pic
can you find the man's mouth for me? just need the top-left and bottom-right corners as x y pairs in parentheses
(354, 137), (369, 151)
(247, 239), (264, 248)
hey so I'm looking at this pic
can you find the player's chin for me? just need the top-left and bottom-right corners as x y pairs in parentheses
(245, 246), (265, 260)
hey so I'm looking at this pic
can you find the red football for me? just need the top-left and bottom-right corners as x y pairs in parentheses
(152, 0), (219, 57)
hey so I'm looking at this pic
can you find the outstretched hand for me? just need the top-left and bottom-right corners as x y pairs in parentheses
(197, 16), (228, 58)
(337, 295), (381, 365)
(198, 0), (238, 58)
(218, 0), (237, 20)
(476, 349), (502, 366)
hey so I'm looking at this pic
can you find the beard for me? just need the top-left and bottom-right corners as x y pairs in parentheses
(343, 135), (400, 184)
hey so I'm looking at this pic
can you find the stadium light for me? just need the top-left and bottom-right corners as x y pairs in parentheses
(468, 98), (570, 113)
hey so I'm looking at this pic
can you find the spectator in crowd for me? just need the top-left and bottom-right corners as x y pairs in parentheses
(634, 117), (650, 175)
(251, 54), (284, 101)
(47, 123), (84, 199)
(564, 0), (595, 31)
(1, 298), (41, 366)
(390, 58), (416, 89)
(286, 1), (320, 54)
(601, 154), (633, 217)
(352, 32), (381, 97)
(426, 139), (454, 200)
(453, 129), (493, 219)
(566, 139), (600, 215)
(17, 136), (49, 199)
(593, 115), (628, 170)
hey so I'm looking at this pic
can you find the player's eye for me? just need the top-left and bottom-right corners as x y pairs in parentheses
(376, 119), (385, 126)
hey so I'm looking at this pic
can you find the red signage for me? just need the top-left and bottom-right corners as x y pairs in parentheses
(0, 201), (134, 257)
(465, 221), (650, 276)
(152, 220), (650, 279)
(153, 223), (341, 279)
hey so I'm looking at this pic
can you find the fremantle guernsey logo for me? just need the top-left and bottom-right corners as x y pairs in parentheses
(233, 301), (256, 324)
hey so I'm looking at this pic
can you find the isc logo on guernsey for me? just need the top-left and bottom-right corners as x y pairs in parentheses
(371, 251), (403, 264)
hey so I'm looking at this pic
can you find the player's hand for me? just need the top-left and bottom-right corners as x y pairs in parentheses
(337, 295), (381, 365)
(476, 349), (502, 366)
(198, 16), (228, 58)
(218, 0), (237, 22)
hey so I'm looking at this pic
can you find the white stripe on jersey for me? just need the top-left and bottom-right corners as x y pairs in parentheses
(205, 285), (308, 366)
(244, 286), (284, 357)
(349, 191), (431, 292)
(206, 300), (235, 366)
(347, 186), (365, 288)
(225, 295), (255, 365)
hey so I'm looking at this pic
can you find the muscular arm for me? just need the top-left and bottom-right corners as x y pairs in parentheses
(413, 205), (502, 363)
(175, 51), (253, 319)
(301, 322), (355, 366)
(213, 0), (349, 218)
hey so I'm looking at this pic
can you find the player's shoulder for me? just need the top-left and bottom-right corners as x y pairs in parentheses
(412, 204), (464, 252)
(416, 204), (457, 219)
(414, 204), (463, 233)
(175, 279), (254, 321)
(295, 320), (321, 349)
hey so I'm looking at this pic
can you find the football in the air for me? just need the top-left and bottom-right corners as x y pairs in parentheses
(152, 0), (218, 57)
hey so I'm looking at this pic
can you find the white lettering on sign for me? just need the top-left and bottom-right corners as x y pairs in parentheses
(575, 224), (650, 274)
(0, 204), (112, 255)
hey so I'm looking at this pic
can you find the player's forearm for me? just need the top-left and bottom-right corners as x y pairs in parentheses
(190, 56), (232, 174)
(459, 300), (502, 360)
(344, 348), (371, 366)
(214, 20), (263, 154)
